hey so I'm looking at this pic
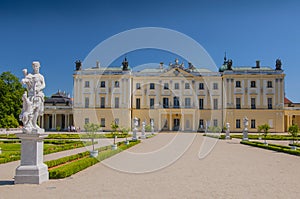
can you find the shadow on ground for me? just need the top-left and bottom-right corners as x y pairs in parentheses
(0, 180), (14, 186)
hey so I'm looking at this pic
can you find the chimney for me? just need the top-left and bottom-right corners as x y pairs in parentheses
(256, 60), (260, 68)
(96, 60), (100, 68)
(159, 62), (164, 69)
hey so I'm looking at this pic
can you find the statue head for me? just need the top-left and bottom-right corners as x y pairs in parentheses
(32, 61), (40, 74)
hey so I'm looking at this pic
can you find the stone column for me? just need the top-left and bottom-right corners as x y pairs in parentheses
(158, 112), (161, 131)
(15, 132), (49, 184)
(169, 113), (172, 131)
(182, 114), (185, 131)
(51, 114), (56, 130)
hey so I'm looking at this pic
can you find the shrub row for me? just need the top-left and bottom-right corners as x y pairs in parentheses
(232, 134), (300, 140)
(240, 140), (300, 156)
(0, 152), (20, 164)
(48, 140), (140, 179)
(45, 151), (90, 168)
(0, 133), (132, 140)
(44, 141), (92, 155)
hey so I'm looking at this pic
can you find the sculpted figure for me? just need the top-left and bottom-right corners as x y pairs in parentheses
(20, 61), (46, 133)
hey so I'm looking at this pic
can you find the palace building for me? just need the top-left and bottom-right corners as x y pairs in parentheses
(72, 57), (292, 133)
(41, 91), (74, 131)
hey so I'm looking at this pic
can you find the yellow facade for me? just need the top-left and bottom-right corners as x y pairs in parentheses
(73, 59), (290, 133)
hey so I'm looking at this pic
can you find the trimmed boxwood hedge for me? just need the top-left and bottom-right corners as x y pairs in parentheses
(0, 133), (132, 140)
(0, 140), (93, 164)
(48, 140), (140, 179)
(45, 151), (90, 168)
(232, 134), (300, 140)
(241, 140), (300, 156)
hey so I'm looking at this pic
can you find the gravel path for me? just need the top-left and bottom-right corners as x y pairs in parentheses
(1, 133), (300, 199)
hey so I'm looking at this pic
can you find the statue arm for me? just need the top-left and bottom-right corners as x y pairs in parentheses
(38, 75), (46, 91)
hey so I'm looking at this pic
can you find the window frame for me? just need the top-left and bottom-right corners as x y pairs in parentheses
(100, 81), (106, 88)
(150, 83), (155, 90)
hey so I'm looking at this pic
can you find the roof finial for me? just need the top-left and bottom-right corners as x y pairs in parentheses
(224, 51), (227, 62)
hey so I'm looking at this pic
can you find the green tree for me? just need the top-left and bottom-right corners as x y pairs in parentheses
(111, 121), (119, 145)
(0, 72), (25, 128)
(120, 126), (130, 142)
(258, 124), (270, 144)
(84, 123), (101, 151)
(288, 124), (299, 145)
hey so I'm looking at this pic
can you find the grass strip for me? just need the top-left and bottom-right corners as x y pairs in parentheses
(240, 140), (300, 156)
(48, 140), (140, 179)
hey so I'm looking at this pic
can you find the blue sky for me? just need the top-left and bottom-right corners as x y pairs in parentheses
(0, 0), (300, 101)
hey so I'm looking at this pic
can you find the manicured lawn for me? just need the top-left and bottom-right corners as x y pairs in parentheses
(240, 140), (300, 156)
(0, 133), (131, 139)
(0, 140), (93, 164)
(47, 140), (140, 179)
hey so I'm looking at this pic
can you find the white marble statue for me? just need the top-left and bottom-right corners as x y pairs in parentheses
(225, 122), (230, 139)
(243, 116), (249, 130)
(20, 61), (46, 133)
(243, 116), (249, 141)
(151, 119), (154, 134)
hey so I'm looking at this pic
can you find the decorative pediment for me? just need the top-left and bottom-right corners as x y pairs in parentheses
(160, 68), (194, 77)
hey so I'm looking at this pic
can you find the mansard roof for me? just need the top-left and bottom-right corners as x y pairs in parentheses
(45, 91), (72, 106)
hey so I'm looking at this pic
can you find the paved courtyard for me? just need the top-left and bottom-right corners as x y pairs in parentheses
(1, 133), (300, 198)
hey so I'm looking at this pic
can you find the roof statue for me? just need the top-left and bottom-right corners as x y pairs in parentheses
(122, 57), (129, 71)
(275, 59), (282, 70)
(75, 60), (82, 71)
(169, 58), (184, 70)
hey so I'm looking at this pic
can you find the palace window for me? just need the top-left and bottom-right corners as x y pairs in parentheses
(150, 83), (155, 90)
(250, 81), (256, 88)
(115, 81), (120, 88)
(185, 83), (190, 89)
(236, 81), (241, 88)
(164, 83), (169, 90)
(163, 98), (169, 108)
(268, 98), (272, 109)
(199, 83), (204, 90)
(136, 98), (140, 109)
(213, 119), (218, 127)
(175, 83), (180, 90)
(173, 97), (180, 108)
(236, 98), (241, 109)
(84, 81), (90, 88)
(136, 83), (141, 89)
(85, 97), (89, 108)
(100, 81), (105, 88)
(114, 118), (119, 125)
(213, 99), (218, 110)
(84, 118), (89, 124)
(251, 119), (256, 128)
(199, 98), (204, 110)
(185, 98), (191, 108)
(115, 97), (119, 108)
(100, 118), (105, 127)
(100, 97), (105, 108)
(199, 119), (204, 129)
(150, 98), (155, 109)
(267, 81), (272, 88)
(213, 83), (218, 90)
(251, 98), (256, 109)
(236, 119), (241, 128)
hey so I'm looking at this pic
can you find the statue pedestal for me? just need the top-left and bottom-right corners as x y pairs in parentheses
(242, 128), (249, 141)
(132, 128), (137, 141)
(14, 131), (49, 184)
(140, 130), (146, 139)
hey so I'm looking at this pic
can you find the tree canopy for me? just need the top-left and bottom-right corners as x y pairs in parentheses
(0, 72), (25, 128)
